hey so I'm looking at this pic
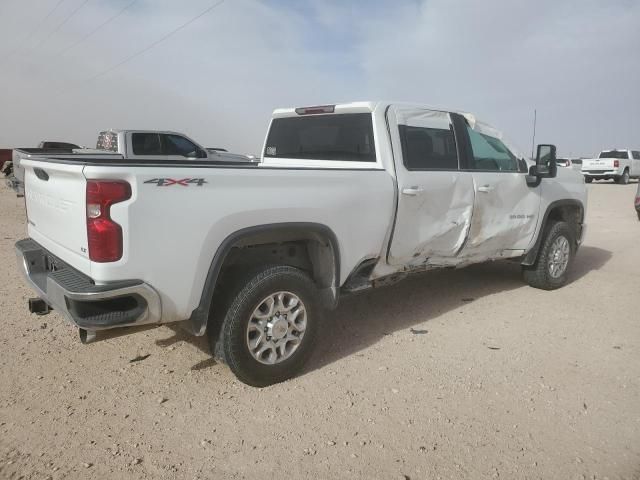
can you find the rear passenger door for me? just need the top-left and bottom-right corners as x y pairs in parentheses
(387, 106), (475, 267)
(456, 118), (541, 258)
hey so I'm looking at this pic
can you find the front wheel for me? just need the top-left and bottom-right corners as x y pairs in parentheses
(584, 177), (593, 183)
(213, 265), (321, 387)
(523, 221), (575, 290)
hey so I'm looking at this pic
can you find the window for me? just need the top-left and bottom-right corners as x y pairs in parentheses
(132, 133), (162, 155)
(164, 134), (199, 157)
(599, 150), (628, 159)
(264, 113), (376, 162)
(632, 151), (640, 160)
(466, 126), (519, 172)
(400, 125), (458, 170)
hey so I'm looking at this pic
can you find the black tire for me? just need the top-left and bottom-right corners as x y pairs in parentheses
(212, 265), (321, 387)
(523, 221), (575, 290)
(584, 177), (593, 183)
(617, 169), (630, 185)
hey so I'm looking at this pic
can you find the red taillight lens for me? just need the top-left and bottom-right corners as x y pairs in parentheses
(614, 160), (619, 168)
(86, 180), (131, 262)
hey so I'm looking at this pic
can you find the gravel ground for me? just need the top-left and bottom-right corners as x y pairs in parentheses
(1, 181), (639, 480)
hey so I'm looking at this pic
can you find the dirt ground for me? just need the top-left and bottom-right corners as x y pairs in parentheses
(1, 181), (639, 480)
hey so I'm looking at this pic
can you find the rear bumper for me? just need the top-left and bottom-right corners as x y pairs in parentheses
(15, 238), (161, 330)
(582, 170), (619, 178)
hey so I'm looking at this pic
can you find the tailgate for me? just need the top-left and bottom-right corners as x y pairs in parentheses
(582, 158), (613, 171)
(23, 159), (91, 275)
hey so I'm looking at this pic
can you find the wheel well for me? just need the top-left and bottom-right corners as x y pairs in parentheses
(522, 201), (584, 266)
(187, 224), (339, 338)
(547, 204), (583, 230)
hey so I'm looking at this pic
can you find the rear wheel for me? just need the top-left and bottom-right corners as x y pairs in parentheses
(617, 169), (630, 185)
(523, 221), (575, 290)
(212, 265), (321, 387)
(584, 177), (593, 183)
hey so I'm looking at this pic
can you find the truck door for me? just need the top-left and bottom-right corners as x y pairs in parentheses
(454, 115), (542, 259)
(387, 106), (475, 268)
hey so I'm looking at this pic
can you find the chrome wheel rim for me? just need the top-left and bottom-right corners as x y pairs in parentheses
(246, 291), (307, 365)
(548, 235), (570, 278)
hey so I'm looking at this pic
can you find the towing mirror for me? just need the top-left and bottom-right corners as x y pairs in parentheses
(527, 144), (557, 186)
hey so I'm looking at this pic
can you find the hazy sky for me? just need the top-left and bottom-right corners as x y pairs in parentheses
(0, 0), (638, 157)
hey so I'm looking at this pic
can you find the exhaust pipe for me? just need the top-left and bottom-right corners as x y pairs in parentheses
(28, 298), (51, 316)
(78, 328), (97, 344)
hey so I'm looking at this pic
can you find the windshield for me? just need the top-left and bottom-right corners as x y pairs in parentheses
(264, 113), (376, 162)
(599, 150), (628, 159)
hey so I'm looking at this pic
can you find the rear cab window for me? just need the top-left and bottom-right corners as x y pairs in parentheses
(264, 113), (377, 166)
(599, 150), (629, 159)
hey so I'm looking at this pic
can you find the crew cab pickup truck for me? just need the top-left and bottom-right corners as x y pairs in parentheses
(582, 149), (640, 184)
(15, 102), (587, 386)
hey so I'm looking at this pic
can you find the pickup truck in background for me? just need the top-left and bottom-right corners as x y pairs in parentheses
(95, 129), (253, 163)
(10, 130), (254, 195)
(15, 102), (587, 386)
(581, 149), (640, 184)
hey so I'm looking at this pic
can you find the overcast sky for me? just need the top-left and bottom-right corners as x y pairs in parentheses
(0, 0), (638, 157)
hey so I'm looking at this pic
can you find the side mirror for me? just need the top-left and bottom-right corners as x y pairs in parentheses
(526, 144), (557, 186)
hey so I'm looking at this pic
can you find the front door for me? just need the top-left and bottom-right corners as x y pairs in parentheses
(387, 106), (475, 268)
(455, 117), (542, 259)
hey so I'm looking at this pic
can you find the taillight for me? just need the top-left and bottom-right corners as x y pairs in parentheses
(614, 160), (619, 168)
(86, 180), (131, 262)
(635, 196), (640, 207)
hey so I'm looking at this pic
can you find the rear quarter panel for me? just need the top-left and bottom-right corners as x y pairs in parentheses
(83, 165), (396, 322)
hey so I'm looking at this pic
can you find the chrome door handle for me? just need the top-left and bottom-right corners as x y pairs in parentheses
(478, 185), (494, 193)
(402, 187), (424, 196)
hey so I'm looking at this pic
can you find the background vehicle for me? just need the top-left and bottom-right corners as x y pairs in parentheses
(10, 131), (254, 195)
(96, 129), (253, 162)
(0, 149), (11, 171)
(582, 149), (640, 184)
(39, 141), (81, 149)
(15, 102), (587, 386)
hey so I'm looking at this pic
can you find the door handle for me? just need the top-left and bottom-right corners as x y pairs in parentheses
(478, 185), (494, 193)
(402, 187), (424, 196)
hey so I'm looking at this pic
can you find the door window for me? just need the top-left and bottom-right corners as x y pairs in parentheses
(132, 133), (162, 155)
(466, 126), (519, 172)
(632, 151), (640, 160)
(163, 134), (200, 157)
(400, 125), (458, 170)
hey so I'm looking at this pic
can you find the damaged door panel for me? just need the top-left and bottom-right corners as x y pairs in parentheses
(387, 106), (475, 267)
(458, 121), (542, 259)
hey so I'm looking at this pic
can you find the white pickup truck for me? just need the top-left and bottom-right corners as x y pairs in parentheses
(581, 149), (640, 184)
(15, 102), (587, 386)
